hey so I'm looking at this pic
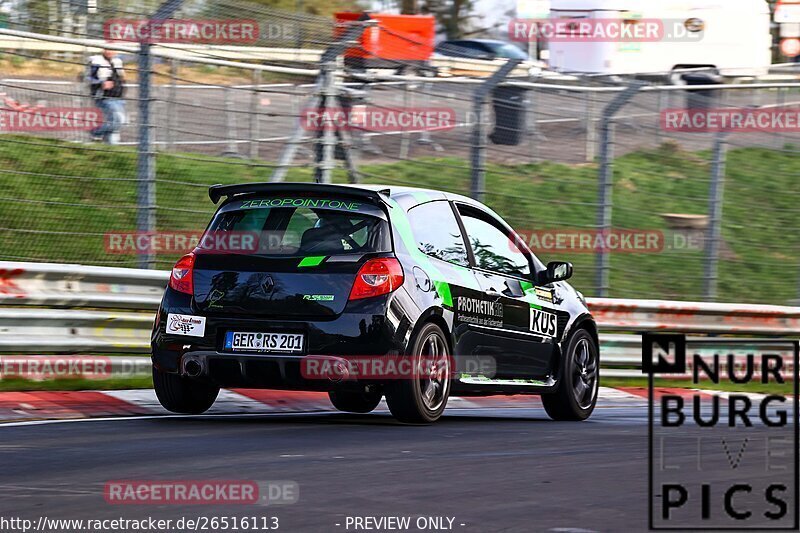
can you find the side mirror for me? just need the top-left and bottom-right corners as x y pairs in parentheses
(538, 261), (573, 285)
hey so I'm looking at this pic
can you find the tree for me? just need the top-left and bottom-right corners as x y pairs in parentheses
(400, 0), (417, 15)
(419, 0), (475, 40)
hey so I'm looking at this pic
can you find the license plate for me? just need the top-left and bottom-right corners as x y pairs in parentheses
(224, 331), (305, 353)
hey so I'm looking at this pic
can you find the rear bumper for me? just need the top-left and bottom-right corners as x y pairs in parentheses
(151, 293), (408, 389)
(171, 350), (376, 391)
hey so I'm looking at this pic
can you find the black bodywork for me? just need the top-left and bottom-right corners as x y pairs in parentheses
(151, 183), (597, 397)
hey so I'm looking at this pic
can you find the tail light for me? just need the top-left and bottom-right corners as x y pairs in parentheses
(169, 253), (195, 295)
(349, 258), (404, 300)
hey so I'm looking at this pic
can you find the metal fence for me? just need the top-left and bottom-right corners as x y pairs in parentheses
(0, 5), (799, 307)
(4, 261), (800, 378)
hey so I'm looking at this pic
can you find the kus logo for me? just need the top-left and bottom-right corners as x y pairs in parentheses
(530, 308), (557, 338)
(645, 334), (799, 530)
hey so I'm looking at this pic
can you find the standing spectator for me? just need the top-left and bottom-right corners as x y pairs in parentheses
(87, 49), (126, 144)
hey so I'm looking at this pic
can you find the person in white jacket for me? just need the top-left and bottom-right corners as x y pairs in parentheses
(86, 49), (126, 144)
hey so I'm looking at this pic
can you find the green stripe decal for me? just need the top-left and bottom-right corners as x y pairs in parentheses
(520, 281), (541, 310)
(298, 256), (326, 268)
(385, 196), (477, 309)
(433, 281), (453, 308)
(411, 191), (431, 205)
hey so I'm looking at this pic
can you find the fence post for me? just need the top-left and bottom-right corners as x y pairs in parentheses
(416, 81), (443, 152)
(595, 82), (644, 296)
(165, 57), (178, 152)
(775, 86), (786, 150)
(222, 84), (239, 157)
(136, 44), (156, 269)
(703, 132), (728, 302)
(399, 81), (411, 159)
(470, 99), (488, 202)
(136, 0), (183, 269)
(315, 60), (337, 184)
(584, 90), (597, 162)
(469, 59), (521, 203)
(527, 81), (542, 163)
(249, 69), (261, 160)
(654, 88), (664, 147)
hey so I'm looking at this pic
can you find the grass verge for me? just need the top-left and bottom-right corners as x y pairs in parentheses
(602, 377), (795, 396)
(0, 375), (153, 392)
(1, 137), (798, 303)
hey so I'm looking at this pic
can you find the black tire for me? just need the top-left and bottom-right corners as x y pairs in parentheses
(385, 322), (451, 424)
(542, 328), (599, 421)
(152, 366), (220, 415)
(328, 391), (382, 414)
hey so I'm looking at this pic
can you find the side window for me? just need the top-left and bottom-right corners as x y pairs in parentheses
(458, 207), (531, 279)
(460, 42), (492, 59)
(407, 201), (469, 267)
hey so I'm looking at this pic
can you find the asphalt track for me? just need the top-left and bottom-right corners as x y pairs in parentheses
(0, 404), (647, 532)
(0, 400), (794, 532)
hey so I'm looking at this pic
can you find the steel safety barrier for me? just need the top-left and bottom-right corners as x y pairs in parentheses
(1, 262), (799, 378)
(0, 30), (540, 79)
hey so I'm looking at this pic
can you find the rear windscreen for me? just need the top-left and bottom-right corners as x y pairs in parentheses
(203, 197), (391, 256)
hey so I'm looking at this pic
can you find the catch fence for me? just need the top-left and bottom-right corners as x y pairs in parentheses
(0, 5), (799, 306)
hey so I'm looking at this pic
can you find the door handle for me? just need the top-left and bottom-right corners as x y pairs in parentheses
(484, 288), (502, 298)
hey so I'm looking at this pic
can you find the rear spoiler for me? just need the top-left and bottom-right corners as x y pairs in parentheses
(209, 182), (391, 205)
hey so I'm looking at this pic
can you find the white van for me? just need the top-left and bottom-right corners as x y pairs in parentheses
(546, 0), (772, 78)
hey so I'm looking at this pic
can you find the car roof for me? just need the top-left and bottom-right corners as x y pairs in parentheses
(440, 39), (505, 44)
(352, 184), (483, 210)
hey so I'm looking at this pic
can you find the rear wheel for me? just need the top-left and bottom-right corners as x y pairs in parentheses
(542, 328), (599, 421)
(328, 391), (382, 414)
(152, 366), (219, 415)
(385, 322), (451, 424)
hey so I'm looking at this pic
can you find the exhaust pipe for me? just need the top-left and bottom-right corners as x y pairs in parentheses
(183, 357), (203, 378)
(328, 359), (350, 383)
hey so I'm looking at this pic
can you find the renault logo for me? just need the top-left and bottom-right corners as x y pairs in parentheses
(261, 274), (274, 294)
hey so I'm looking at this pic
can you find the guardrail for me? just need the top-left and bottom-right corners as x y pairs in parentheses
(2, 261), (799, 378)
(0, 30), (539, 79)
(0, 261), (167, 309)
(2, 30), (797, 83)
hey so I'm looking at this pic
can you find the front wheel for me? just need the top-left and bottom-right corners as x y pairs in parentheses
(385, 322), (451, 424)
(542, 328), (599, 421)
(328, 391), (382, 414)
(152, 366), (219, 415)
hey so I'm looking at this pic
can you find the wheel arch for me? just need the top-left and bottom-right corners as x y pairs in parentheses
(569, 314), (599, 348)
(407, 306), (454, 356)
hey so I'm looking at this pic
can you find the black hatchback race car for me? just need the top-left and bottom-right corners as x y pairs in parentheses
(151, 183), (599, 423)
